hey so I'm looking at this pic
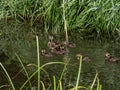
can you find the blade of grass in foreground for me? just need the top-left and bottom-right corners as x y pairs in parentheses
(90, 70), (98, 90)
(53, 76), (56, 90)
(0, 62), (15, 90)
(59, 80), (62, 90)
(41, 81), (46, 90)
(57, 58), (70, 90)
(0, 85), (9, 89)
(97, 77), (102, 90)
(75, 55), (82, 90)
(36, 36), (40, 90)
(20, 62), (64, 89)
(15, 53), (32, 88)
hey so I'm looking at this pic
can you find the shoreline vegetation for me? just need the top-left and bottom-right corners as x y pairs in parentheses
(0, 0), (120, 38)
(0, 0), (120, 89)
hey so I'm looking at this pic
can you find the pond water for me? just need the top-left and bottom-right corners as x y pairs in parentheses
(0, 24), (120, 90)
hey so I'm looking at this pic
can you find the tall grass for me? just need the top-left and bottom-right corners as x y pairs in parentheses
(0, 0), (120, 36)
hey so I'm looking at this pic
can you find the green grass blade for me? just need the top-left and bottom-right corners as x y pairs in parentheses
(75, 55), (82, 90)
(0, 62), (15, 90)
(15, 53), (32, 88)
(0, 85), (9, 89)
(90, 70), (98, 90)
(59, 80), (62, 90)
(53, 76), (56, 90)
(36, 36), (40, 90)
(41, 81), (46, 90)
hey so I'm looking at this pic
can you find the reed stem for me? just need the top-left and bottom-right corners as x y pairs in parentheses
(75, 55), (82, 90)
(62, 0), (68, 42)
(36, 36), (40, 90)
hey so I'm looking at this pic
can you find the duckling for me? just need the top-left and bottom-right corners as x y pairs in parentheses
(76, 53), (82, 60)
(82, 57), (91, 62)
(62, 41), (76, 48)
(48, 41), (60, 50)
(51, 45), (68, 55)
(105, 52), (119, 62)
(76, 53), (91, 62)
(49, 35), (54, 42)
(41, 49), (53, 57)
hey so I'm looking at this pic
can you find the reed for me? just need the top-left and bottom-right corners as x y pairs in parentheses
(62, 0), (68, 42)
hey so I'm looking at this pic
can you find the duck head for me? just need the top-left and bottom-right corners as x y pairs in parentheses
(76, 53), (82, 60)
(105, 52), (111, 60)
(49, 35), (54, 42)
(41, 49), (46, 54)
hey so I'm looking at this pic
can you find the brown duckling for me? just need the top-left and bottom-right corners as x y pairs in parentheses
(62, 41), (76, 48)
(48, 35), (54, 42)
(41, 50), (53, 57)
(76, 53), (91, 62)
(51, 49), (63, 55)
(51, 45), (69, 55)
(48, 41), (60, 50)
(105, 52), (119, 62)
(48, 35), (60, 49)
(76, 53), (82, 60)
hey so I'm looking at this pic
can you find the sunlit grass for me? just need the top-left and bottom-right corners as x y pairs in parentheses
(0, 0), (120, 36)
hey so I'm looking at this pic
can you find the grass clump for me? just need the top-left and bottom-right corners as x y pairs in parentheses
(0, 0), (120, 37)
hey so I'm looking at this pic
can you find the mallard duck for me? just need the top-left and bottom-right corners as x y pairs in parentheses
(76, 53), (91, 62)
(41, 50), (53, 57)
(105, 52), (119, 62)
(62, 41), (76, 48)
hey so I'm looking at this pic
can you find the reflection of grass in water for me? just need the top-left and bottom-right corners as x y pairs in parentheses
(0, 36), (102, 90)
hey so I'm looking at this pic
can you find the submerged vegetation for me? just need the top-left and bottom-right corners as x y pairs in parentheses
(0, 0), (120, 37)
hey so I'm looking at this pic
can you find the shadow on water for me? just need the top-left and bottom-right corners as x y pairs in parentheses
(0, 23), (120, 89)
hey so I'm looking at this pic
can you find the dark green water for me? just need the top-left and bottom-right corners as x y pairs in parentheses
(0, 24), (120, 90)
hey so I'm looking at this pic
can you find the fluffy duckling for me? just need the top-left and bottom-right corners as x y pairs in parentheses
(41, 50), (53, 57)
(105, 52), (119, 62)
(76, 53), (91, 62)
(62, 41), (76, 48)
(48, 41), (60, 50)
(48, 35), (54, 42)
(51, 45), (69, 55)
